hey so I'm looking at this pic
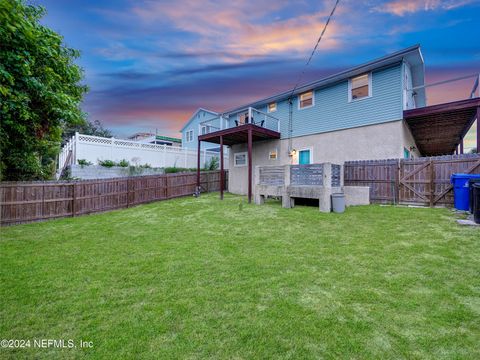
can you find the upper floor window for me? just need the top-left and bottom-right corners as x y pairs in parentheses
(349, 73), (371, 101)
(298, 91), (314, 109)
(186, 130), (194, 142)
(200, 125), (212, 135)
(268, 102), (277, 112)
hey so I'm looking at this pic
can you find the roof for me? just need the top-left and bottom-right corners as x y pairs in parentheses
(180, 108), (219, 132)
(223, 45), (424, 115)
(155, 135), (182, 143)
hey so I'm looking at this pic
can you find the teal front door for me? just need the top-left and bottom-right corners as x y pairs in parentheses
(299, 150), (310, 165)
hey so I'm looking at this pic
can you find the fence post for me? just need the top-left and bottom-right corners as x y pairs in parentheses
(42, 184), (45, 219)
(74, 132), (79, 164)
(111, 136), (115, 160)
(396, 159), (401, 205)
(126, 178), (130, 208)
(429, 159), (435, 207)
(163, 145), (166, 168)
(184, 149), (188, 168)
(72, 182), (76, 217)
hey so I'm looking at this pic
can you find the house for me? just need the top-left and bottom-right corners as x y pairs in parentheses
(196, 45), (480, 201)
(181, 108), (221, 151)
(128, 133), (182, 147)
(127, 132), (156, 141)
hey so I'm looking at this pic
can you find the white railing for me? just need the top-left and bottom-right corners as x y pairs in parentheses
(199, 107), (281, 135)
(406, 72), (479, 108)
(58, 134), (76, 177)
(57, 133), (228, 174)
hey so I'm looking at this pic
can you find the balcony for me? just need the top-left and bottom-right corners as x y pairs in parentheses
(197, 107), (281, 146)
(404, 73), (480, 156)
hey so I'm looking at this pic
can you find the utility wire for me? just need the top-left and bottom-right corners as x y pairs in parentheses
(288, 0), (341, 152)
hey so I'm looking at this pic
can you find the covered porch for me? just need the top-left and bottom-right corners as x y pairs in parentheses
(404, 98), (480, 156)
(196, 111), (281, 203)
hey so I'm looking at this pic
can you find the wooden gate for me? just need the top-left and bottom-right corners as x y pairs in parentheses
(345, 154), (480, 206)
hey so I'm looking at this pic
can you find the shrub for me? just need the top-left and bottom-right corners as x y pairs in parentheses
(118, 159), (129, 167)
(140, 163), (151, 169)
(205, 157), (219, 171)
(77, 159), (92, 167)
(98, 159), (115, 168)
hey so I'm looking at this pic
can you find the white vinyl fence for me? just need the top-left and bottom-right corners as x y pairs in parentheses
(58, 133), (227, 174)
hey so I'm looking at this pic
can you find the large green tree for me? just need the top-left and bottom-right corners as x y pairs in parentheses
(0, 0), (88, 180)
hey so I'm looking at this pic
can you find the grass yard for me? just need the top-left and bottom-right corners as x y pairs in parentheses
(1, 193), (479, 359)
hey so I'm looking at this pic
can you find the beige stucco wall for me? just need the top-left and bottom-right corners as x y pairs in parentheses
(228, 119), (419, 195)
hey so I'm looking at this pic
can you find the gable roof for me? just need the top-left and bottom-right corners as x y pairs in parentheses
(223, 45), (424, 115)
(180, 108), (219, 132)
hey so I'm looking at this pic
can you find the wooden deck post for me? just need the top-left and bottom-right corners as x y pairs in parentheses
(460, 138), (464, 154)
(220, 135), (224, 200)
(196, 139), (201, 190)
(248, 127), (253, 203)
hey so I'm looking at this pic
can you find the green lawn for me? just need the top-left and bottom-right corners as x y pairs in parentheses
(1, 193), (479, 359)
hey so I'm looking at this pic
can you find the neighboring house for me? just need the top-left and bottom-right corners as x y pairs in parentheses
(129, 132), (182, 147)
(128, 132), (156, 141)
(197, 45), (480, 198)
(181, 108), (221, 151)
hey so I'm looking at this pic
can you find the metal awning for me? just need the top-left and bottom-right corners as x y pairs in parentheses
(404, 98), (480, 156)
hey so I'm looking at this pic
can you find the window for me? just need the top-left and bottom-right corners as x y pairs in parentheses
(349, 73), (371, 101)
(234, 152), (247, 167)
(268, 102), (277, 113)
(269, 149), (277, 160)
(200, 125), (211, 135)
(298, 91), (314, 109)
(185, 130), (194, 142)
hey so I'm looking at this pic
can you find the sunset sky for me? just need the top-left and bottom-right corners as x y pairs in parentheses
(39, 0), (479, 148)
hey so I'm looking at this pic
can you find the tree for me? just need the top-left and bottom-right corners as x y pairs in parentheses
(0, 0), (88, 180)
(62, 119), (112, 143)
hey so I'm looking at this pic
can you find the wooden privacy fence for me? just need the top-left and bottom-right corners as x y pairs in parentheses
(344, 154), (480, 206)
(0, 171), (227, 226)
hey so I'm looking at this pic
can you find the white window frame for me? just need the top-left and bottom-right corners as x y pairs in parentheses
(297, 147), (313, 165)
(298, 90), (315, 110)
(267, 102), (277, 113)
(199, 124), (209, 136)
(269, 149), (278, 160)
(234, 152), (247, 167)
(348, 72), (372, 102)
(185, 130), (194, 142)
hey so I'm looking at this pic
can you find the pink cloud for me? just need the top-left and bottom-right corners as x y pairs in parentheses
(131, 0), (344, 61)
(373, 0), (476, 16)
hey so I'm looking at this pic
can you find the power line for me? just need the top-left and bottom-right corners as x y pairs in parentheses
(288, 0), (341, 152)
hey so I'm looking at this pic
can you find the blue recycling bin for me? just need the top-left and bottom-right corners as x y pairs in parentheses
(451, 174), (480, 211)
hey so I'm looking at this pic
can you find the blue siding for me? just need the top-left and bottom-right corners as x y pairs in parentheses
(232, 64), (403, 139)
(182, 110), (219, 150)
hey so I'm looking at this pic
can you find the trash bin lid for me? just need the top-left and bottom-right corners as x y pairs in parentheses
(451, 173), (478, 179)
(331, 193), (345, 197)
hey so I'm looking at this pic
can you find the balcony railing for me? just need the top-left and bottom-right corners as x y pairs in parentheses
(406, 72), (479, 109)
(199, 107), (281, 135)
